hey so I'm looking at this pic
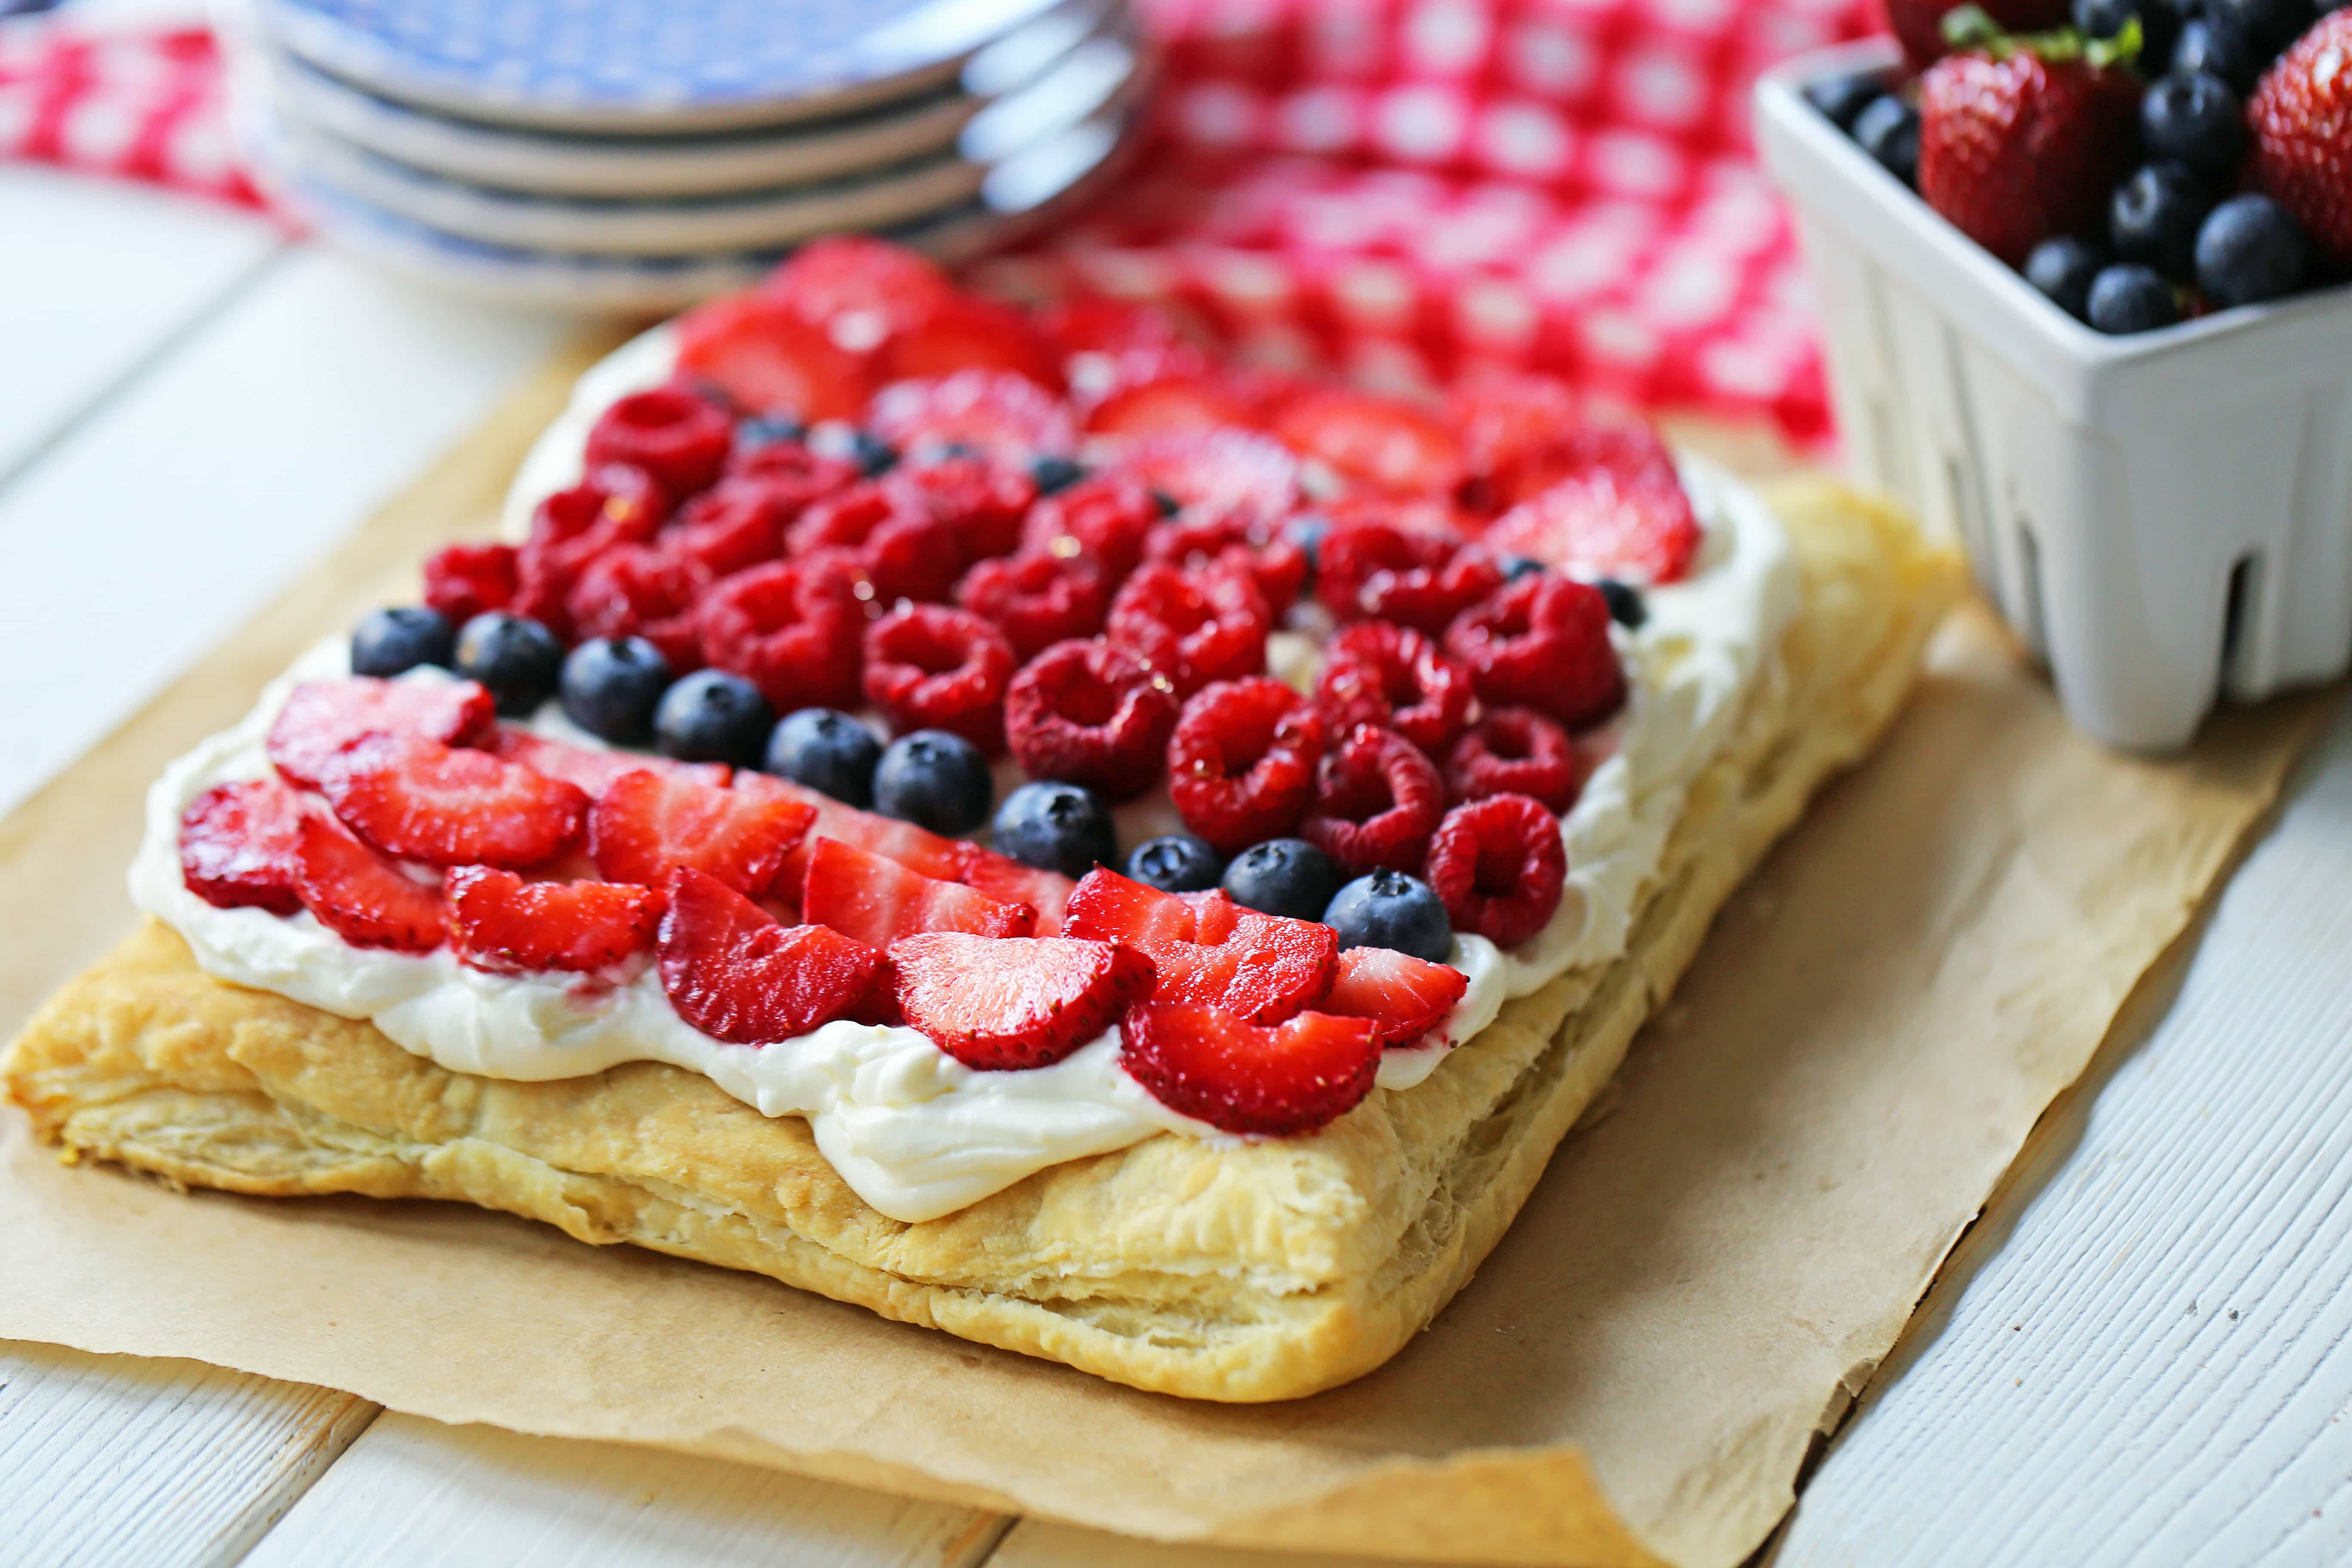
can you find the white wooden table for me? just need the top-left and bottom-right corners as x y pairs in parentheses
(6, 153), (2352, 1568)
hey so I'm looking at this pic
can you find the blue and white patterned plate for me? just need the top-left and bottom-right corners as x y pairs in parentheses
(248, 0), (1073, 132)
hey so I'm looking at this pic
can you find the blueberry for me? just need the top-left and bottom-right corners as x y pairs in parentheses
(2171, 16), (2260, 92)
(559, 636), (672, 745)
(1030, 453), (1085, 495)
(735, 413), (806, 451)
(1126, 833), (1224, 894)
(2141, 72), (2245, 179)
(2209, 0), (2313, 51)
(1852, 95), (1920, 187)
(653, 669), (775, 766)
(1803, 71), (1885, 132)
(2074, 0), (2181, 59)
(993, 781), (1118, 879)
(1323, 871), (1454, 963)
(350, 606), (454, 677)
(847, 429), (898, 476)
(1595, 578), (1648, 629)
(1499, 554), (1547, 582)
(454, 612), (564, 716)
(1221, 838), (1344, 922)
(2196, 194), (2311, 308)
(1151, 488), (1182, 518)
(765, 707), (882, 806)
(2111, 162), (2214, 279)
(873, 730), (994, 835)
(2087, 264), (2182, 333)
(2024, 235), (2112, 321)
(1288, 514), (1331, 591)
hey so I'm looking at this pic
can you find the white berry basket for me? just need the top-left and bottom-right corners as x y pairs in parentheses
(1754, 38), (2352, 751)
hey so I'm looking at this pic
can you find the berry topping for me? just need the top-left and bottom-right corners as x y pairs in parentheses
(1319, 943), (1468, 1048)
(515, 463), (668, 636)
(1002, 638), (1178, 801)
(1916, 46), (2141, 268)
(759, 235), (954, 352)
(657, 867), (886, 1044)
(1312, 621), (1474, 757)
(788, 482), (961, 604)
(698, 553), (866, 714)
(668, 481), (797, 579)
(765, 707), (883, 807)
(1315, 521), (1504, 635)
(1119, 1004), (1381, 1137)
(422, 542), (519, 627)
(1064, 868), (1337, 1023)
(799, 836), (1034, 947)
(862, 603), (1016, 754)
(992, 780), (1118, 880)
(953, 843), (1076, 935)
(1142, 513), (1311, 610)
(1424, 793), (1568, 949)
(589, 768), (813, 895)
(653, 669), (776, 768)
(447, 867), (665, 976)
(1166, 677), (1326, 853)
(881, 293), (1061, 388)
(1480, 462), (1700, 588)
(722, 429), (861, 493)
(1029, 453), (1085, 495)
(1125, 833), (1224, 895)
(1221, 836), (1348, 922)
(956, 548), (1114, 662)
(1019, 472), (1162, 582)
(1105, 562), (1271, 697)
(320, 734), (588, 869)
(352, 606), (455, 678)
(486, 730), (725, 797)
(1443, 575), (1626, 730)
(1300, 725), (1448, 876)
(180, 778), (308, 915)
(1323, 871), (1455, 965)
(265, 676), (496, 790)
(882, 455), (1037, 562)
(1444, 707), (1580, 812)
(563, 543), (706, 675)
(558, 636), (674, 747)
(1274, 388), (1465, 496)
(454, 612), (565, 717)
(292, 815), (446, 952)
(750, 773), (968, 891)
(583, 386), (733, 499)
(873, 729), (995, 836)
(866, 370), (1078, 463)
(2248, 9), (2352, 264)
(892, 932), (1154, 1070)
(1114, 428), (1301, 527)
(673, 291), (874, 423)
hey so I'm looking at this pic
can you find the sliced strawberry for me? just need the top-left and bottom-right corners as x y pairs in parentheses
(881, 294), (1062, 389)
(1113, 428), (1300, 527)
(1063, 868), (1335, 1023)
(674, 291), (875, 423)
(180, 777), (309, 915)
(588, 769), (814, 896)
(1448, 374), (1583, 510)
(1274, 388), (1465, 495)
(954, 843), (1076, 936)
(801, 836), (1034, 949)
(447, 866), (665, 975)
(758, 236), (956, 352)
(746, 774), (969, 889)
(292, 815), (445, 952)
(1480, 444), (1702, 585)
(266, 677), (496, 790)
(1119, 1004), (1381, 1136)
(1084, 370), (1254, 438)
(1038, 296), (1185, 362)
(319, 734), (587, 869)
(657, 867), (886, 1044)
(1320, 946), (1468, 1048)
(891, 932), (1155, 1070)
(866, 370), (1078, 462)
(487, 730), (727, 797)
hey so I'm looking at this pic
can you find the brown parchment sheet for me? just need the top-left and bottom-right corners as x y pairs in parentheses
(0, 332), (2337, 1568)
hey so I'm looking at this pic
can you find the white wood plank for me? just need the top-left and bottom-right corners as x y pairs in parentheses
(0, 1339), (374, 1568)
(1776, 702), (2352, 1568)
(245, 1412), (1008, 1568)
(986, 1519), (1409, 1568)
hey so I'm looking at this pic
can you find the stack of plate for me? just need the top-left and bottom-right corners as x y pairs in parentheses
(215, 0), (1152, 310)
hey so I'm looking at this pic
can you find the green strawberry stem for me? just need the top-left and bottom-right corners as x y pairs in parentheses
(1938, 5), (2144, 70)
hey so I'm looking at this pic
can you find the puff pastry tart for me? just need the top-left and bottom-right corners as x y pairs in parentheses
(4, 240), (1958, 1402)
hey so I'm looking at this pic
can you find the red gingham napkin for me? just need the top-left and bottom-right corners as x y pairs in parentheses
(0, 21), (263, 209)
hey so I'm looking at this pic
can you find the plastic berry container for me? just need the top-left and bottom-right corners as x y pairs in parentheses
(1753, 38), (2352, 752)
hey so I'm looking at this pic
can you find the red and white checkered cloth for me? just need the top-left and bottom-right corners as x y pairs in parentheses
(0, 0), (1878, 444)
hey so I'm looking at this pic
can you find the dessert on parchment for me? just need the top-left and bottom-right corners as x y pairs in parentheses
(5, 239), (1956, 1401)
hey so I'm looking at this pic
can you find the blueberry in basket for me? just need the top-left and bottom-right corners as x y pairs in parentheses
(2196, 194), (2312, 308)
(1852, 95), (1921, 186)
(2087, 263), (2181, 332)
(2111, 162), (2216, 279)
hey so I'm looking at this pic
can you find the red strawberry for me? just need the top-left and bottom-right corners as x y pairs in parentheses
(320, 734), (588, 869)
(657, 867), (886, 1044)
(180, 777), (309, 915)
(447, 866), (665, 975)
(1447, 374), (1582, 511)
(266, 677), (496, 789)
(582, 386), (733, 499)
(292, 815), (445, 952)
(801, 836), (1035, 948)
(589, 769), (814, 896)
(1274, 388), (1465, 495)
(1083, 369), (1253, 437)
(1113, 428), (1301, 527)
(1038, 296), (1185, 362)
(486, 731), (727, 796)
(758, 236), (955, 352)
(2248, 10), (2352, 265)
(1119, 1004), (1381, 1136)
(882, 294), (1062, 389)
(1885, 0), (2071, 71)
(1063, 868), (1336, 1023)
(1917, 47), (2141, 267)
(1479, 462), (1701, 586)
(747, 774), (969, 889)
(891, 932), (1155, 1070)
(674, 291), (875, 423)
(954, 843), (1076, 936)
(1320, 946), (1468, 1048)
(422, 542), (518, 625)
(866, 370), (1077, 461)
(696, 551), (867, 713)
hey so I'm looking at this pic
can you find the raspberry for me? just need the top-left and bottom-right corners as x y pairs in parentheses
(582, 386), (733, 499)
(788, 481), (962, 604)
(1311, 621), (1474, 757)
(698, 551), (866, 713)
(1114, 428), (1300, 528)
(1002, 638), (1179, 801)
(954, 548), (1112, 661)
(513, 462), (668, 636)
(1019, 472), (1162, 582)
(1317, 519), (1502, 634)
(1105, 562), (1270, 698)
(564, 542), (708, 674)
(1166, 677), (1326, 853)
(668, 481), (788, 579)
(1142, 514), (1310, 609)
(1444, 707), (1580, 812)
(862, 603), (1017, 755)
(882, 455), (1037, 562)
(422, 542), (518, 625)
(866, 370), (1077, 462)
(1443, 575), (1625, 730)
(1301, 725), (1447, 876)
(1424, 793), (1567, 949)
(721, 435), (861, 496)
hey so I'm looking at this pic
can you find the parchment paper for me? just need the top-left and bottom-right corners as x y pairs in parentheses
(2, 334), (2336, 1568)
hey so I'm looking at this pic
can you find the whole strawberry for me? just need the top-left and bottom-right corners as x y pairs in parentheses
(1884, 0), (2070, 70)
(2248, 9), (2352, 265)
(1918, 47), (2142, 265)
